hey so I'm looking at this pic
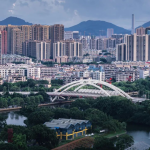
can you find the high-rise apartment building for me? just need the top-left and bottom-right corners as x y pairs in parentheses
(53, 40), (82, 59)
(20, 25), (32, 42)
(80, 38), (88, 49)
(1, 30), (7, 54)
(32, 25), (50, 41)
(53, 41), (66, 59)
(0, 31), (2, 64)
(7, 25), (18, 54)
(23, 40), (51, 60)
(64, 31), (73, 40)
(11, 28), (23, 54)
(73, 31), (79, 39)
(111, 34), (124, 44)
(50, 24), (64, 43)
(0, 26), (6, 31)
(36, 41), (51, 60)
(90, 38), (96, 49)
(96, 38), (106, 50)
(70, 42), (82, 57)
(131, 14), (135, 34)
(50, 24), (64, 58)
(136, 27), (145, 35)
(107, 38), (116, 48)
(107, 28), (114, 38)
(116, 33), (149, 61)
(145, 27), (150, 35)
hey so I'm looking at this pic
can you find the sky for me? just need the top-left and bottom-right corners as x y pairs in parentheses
(1, 0), (150, 29)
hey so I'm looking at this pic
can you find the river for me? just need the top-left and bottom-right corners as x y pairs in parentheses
(2, 112), (150, 148)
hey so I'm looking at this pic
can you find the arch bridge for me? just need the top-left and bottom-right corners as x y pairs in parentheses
(50, 79), (133, 102)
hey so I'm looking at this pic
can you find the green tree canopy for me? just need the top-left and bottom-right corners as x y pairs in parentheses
(94, 137), (116, 150)
(30, 125), (58, 149)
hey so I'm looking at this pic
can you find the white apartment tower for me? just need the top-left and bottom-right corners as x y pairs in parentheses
(116, 33), (149, 61)
(36, 41), (51, 60)
(107, 28), (114, 38)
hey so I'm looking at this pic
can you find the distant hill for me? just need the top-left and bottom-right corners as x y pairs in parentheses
(0, 17), (32, 25)
(65, 20), (131, 36)
(137, 21), (150, 28)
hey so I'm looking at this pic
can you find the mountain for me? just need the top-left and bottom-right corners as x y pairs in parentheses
(65, 20), (131, 36)
(137, 21), (150, 28)
(0, 17), (32, 25)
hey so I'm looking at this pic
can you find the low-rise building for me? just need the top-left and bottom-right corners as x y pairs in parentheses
(40, 67), (59, 77)
(116, 69), (139, 82)
(2, 54), (32, 65)
(27, 67), (41, 79)
(6, 75), (27, 83)
(44, 118), (92, 140)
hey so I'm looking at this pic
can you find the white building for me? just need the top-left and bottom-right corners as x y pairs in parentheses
(76, 70), (105, 81)
(107, 28), (114, 38)
(27, 67), (41, 78)
(90, 71), (105, 81)
(40, 67), (59, 77)
(64, 31), (73, 40)
(139, 70), (150, 79)
(36, 41), (51, 61)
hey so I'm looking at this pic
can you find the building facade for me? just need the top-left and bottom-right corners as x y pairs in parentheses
(116, 33), (149, 61)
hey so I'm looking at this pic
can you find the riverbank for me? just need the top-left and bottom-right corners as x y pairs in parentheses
(58, 130), (126, 148)
(0, 100), (74, 112)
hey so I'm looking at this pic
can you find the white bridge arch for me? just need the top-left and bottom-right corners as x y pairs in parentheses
(51, 79), (133, 102)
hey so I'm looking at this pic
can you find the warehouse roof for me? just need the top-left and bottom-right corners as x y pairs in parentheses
(44, 118), (90, 129)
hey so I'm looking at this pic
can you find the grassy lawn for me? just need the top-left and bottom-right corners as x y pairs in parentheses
(104, 130), (126, 138)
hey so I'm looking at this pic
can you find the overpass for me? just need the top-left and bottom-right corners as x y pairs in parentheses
(0, 79), (146, 103)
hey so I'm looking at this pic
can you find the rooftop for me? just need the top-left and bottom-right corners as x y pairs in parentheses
(44, 118), (90, 129)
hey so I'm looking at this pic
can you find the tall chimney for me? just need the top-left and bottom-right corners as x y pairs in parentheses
(132, 14), (135, 34)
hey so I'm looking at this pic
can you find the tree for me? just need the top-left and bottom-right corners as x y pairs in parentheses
(85, 108), (108, 128)
(116, 134), (134, 150)
(94, 137), (116, 150)
(100, 58), (107, 63)
(3, 86), (7, 94)
(38, 95), (44, 103)
(9, 99), (14, 107)
(12, 133), (27, 150)
(53, 108), (70, 119)
(71, 99), (90, 110)
(30, 125), (58, 149)
(0, 114), (6, 129)
(27, 111), (53, 125)
(35, 96), (40, 104)
(0, 143), (18, 150)
(0, 125), (29, 142)
(70, 107), (84, 119)
(13, 97), (20, 106)
(30, 96), (35, 103)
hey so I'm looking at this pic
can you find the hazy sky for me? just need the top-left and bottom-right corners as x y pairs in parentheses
(1, 0), (150, 28)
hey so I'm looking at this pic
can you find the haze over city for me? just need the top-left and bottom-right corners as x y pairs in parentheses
(0, 0), (150, 150)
